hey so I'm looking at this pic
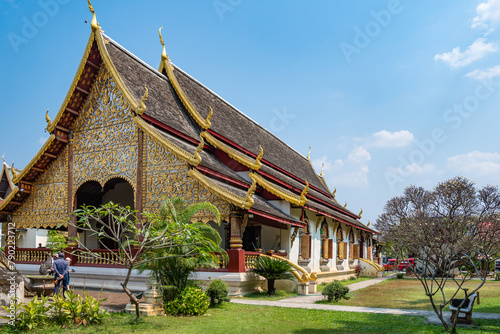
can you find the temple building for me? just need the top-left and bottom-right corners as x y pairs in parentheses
(0, 7), (379, 294)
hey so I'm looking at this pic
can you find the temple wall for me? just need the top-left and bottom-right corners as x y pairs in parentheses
(72, 67), (137, 201)
(12, 147), (68, 229)
(142, 133), (230, 220)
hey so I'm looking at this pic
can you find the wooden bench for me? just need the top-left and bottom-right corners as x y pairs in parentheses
(449, 293), (477, 324)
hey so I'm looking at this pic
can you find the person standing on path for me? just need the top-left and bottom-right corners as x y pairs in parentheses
(64, 257), (75, 288)
(53, 253), (69, 298)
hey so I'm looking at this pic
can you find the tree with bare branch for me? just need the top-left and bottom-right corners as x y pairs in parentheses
(375, 176), (500, 332)
(65, 198), (226, 321)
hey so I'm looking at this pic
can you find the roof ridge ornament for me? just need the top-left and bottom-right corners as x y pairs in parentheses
(1, 154), (5, 165)
(11, 163), (17, 178)
(136, 85), (148, 115)
(243, 178), (257, 209)
(45, 109), (52, 132)
(300, 181), (309, 205)
(159, 27), (170, 62)
(358, 208), (363, 218)
(87, 0), (99, 32)
(158, 27), (211, 129)
(320, 163), (324, 177)
(307, 146), (311, 160)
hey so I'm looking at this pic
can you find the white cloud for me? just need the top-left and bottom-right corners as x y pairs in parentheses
(316, 147), (371, 188)
(466, 65), (500, 79)
(386, 163), (436, 177)
(472, 0), (500, 30)
(369, 130), (414, 148)
(38, 136), (47, 145)
(447, 151), (500, 176)
(434, 38), (497, 67)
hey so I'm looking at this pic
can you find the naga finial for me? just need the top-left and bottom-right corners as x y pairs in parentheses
(367, 221), (371, 227)
(159, 27), (169, 61)
(204, 107), (213, 129)
(299, 181), (309, 206)
(1, 154), (5, 164)
(243, 179), (257, 209)
(332, 187), (336, 197)
(344, 202), (347, 208)
(320, 163), (324, 177)
(87, 0), (99, 32)
(137, 85), (148, 115)
(45, 109), (51, 132)
(358, 208), (363, 218)
(306, 146), (311, 160)
(254, 145), (264, 170)
(11, 162), (17, 178)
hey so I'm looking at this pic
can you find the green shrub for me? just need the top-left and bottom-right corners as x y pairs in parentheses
(321, 281), (350, 302)
(0, 295), (50, 330)
(349, 276), (356, 281)
(495, 272), (500, 281)
(396, 273), (405, 279)
(165, 286), (210, 316)
(206, 279), (230, 306)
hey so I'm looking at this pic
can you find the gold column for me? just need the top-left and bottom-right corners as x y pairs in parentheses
(229, 210), (243, 249)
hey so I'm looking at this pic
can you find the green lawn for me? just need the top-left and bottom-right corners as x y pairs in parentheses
(317, 277), (373, 292)
(1, 303), (498, 334)
(326, 278), (500, 313)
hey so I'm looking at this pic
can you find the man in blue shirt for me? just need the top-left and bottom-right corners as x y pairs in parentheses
(53, 253), (69, 297)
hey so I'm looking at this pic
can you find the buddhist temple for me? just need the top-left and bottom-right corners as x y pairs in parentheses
(0, 4), (380, 294)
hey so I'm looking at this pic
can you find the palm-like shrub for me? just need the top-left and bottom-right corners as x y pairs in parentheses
(139, 197), (227, 303)
(251, 256), (294, 295)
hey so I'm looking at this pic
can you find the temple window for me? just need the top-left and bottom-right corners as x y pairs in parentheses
(336, 225), (346, 260)
(299, 220), (311, 260)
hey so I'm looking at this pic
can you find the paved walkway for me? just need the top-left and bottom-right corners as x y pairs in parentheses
(230, 275), (500, 325)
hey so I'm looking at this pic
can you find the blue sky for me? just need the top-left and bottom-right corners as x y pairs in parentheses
(1, 0), (500, 225)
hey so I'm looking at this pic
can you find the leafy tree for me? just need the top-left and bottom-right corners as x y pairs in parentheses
(67, 198), (226, 321)
(375, 176), (500, 332)
(46, 230), (67, 253)
(138, 197), (226, 303)
(251, 256), (294, 295)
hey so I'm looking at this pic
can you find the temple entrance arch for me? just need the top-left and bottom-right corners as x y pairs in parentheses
(75, 178), (135, 249)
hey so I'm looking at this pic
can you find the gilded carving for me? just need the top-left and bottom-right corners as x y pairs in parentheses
(72, 67), (137, 198)
(13, 147), (68, 228)
(143, 133), (229, 221)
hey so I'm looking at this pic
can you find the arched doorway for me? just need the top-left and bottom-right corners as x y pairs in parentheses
(75, 178), (134, 249)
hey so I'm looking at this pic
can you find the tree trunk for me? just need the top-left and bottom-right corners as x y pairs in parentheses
(267, 279), (276, 295)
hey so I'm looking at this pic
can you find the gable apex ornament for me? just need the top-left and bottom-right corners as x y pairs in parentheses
(358, 208), (363, 218)
(87, 0), (99, 32)
(306, 146), (311, 160)
(136, 85), (148, 115)
(45, 109), (51, 132)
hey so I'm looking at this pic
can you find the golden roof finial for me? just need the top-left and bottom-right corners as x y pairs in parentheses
(243, 179), (257, 209)
(45, 109), (51, 132)
(299, 181), (309, 206)
(87, 0), (99, 32)
(358, 208), (363, 218)
(159, 27), (169, 61)
(192, 136), (204, 166)
(332, 187), (336, 197)
(320, 163), (324, 177)
(205, 107), (213, 129)
(1, 154), (5, 164)
(367, 220), (371, 227)
(306, 146), (311, 160)
(254, 145), (264, 170)
(137, 85), (148, 115)
(11, 162), (17, 178)
(344, 202), (347, 208)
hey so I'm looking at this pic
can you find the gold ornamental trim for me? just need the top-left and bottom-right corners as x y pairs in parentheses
(134, 117), (202, 166)
(201, 131), (263, 170)
(158, 27), (212, 129)
(16, 220), (68, 229)
(187, 169), (256, 210)
(13, 135), (56, 184)
(249, 172), (308, 206)
(0, 187), (19, 211)
(96, 33), (146, 115)
(48, 32), (96, 133)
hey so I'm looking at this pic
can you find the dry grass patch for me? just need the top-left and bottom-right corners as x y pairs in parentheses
(332, 278), (500, 313)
